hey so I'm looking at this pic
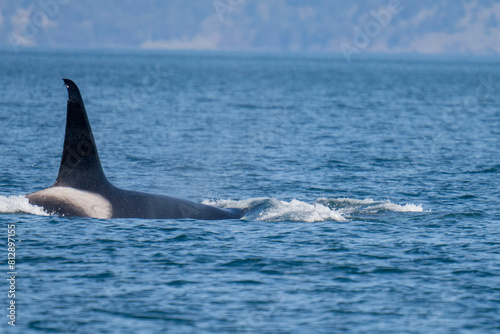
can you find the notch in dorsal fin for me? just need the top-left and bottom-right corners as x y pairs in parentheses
(54, 79), (109, 190)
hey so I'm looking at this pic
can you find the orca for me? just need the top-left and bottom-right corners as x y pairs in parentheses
(26, 79), (244, 220)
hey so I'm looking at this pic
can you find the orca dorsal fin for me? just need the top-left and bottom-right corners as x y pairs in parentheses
(54, 79), (109, 190)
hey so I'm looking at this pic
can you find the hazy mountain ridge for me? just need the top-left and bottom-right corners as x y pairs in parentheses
(1, 0), (499, 54)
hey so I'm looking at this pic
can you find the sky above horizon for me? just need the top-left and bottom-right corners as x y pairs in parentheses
(1, 0), (500, 56)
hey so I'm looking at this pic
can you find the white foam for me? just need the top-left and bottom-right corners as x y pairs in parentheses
(202, 197), (265, 209)
(203, 198), (347, 222)
(383, 202), (424, 212)
(317, 198), (425, 214)
(0, 195), (49, 216)
(257, 199), (347, 222)
(204, 197), (426, 222)
(325, 197), (376, 205)
(364, 201), (424, 213)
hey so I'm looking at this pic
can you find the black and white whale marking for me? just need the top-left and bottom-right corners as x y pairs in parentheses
(26, 79), (244, 220)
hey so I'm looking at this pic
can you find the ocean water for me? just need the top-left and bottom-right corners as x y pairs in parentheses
(0, 49), (499, 333)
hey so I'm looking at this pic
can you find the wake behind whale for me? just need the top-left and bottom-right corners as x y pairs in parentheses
(24, 79), (244, 220)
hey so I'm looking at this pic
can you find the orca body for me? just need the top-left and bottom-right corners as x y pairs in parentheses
(26, 79), (244, 220)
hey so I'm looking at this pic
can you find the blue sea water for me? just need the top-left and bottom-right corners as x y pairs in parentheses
(0, 49), (499, 333)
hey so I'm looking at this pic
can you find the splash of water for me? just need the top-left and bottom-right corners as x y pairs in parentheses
(204, 197), (424, 222)
(0, 195), (49, 216)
